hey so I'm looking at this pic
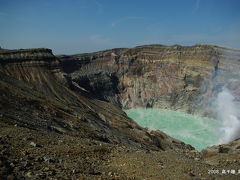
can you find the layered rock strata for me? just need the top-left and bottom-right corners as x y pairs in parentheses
(59, 44), (240, 116)
(1, 47), (240, 179)
(0, 48), (191, 151)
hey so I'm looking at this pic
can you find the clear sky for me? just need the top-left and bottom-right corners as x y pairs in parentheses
(0, 0), (240, 54)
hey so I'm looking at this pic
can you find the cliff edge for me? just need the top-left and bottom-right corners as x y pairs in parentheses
(59, 44), (240, 116)
(1, 47), (240, 179)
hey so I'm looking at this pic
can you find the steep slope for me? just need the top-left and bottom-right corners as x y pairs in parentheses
(1, 48), (240, 179)
(59, 44), (240, 116)
(1, 48), (190, 151)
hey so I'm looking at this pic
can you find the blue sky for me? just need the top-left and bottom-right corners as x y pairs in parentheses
(0, 0), (240, 54)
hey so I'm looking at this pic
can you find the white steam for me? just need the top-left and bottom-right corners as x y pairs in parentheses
(215, 88), (240, 144)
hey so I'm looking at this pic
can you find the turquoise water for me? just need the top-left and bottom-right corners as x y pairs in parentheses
(124, 108), (220, 151)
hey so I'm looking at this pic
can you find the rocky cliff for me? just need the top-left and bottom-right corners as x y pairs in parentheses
(0, 48), (191, 151)
(59, 44), (240, 116)
(1, 47), (240, 179)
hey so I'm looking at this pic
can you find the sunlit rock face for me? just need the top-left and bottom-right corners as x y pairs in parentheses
(0, 48), (193, 151)
(1, 47), (240, 180)
(59, 44), (240, 116)
(59, 44), (240, 150)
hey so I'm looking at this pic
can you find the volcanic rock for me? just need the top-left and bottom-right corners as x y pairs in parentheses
(202, 138), (240, 154)
(1, 46), (240, 179)
(59, 44), (240, 116)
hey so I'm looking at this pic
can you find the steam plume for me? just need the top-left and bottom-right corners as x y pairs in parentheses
(214, 87), (240, 143)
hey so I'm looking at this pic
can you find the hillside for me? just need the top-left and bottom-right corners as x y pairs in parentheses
(59, 44), (240, 117)
(0, 46), (240, 179)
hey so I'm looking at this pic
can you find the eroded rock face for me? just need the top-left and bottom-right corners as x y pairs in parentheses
(59, 44), (240, 116)
(1, 47), (240, 179)
(0, 48), (192, 151)
(0, 48), (55, 62)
